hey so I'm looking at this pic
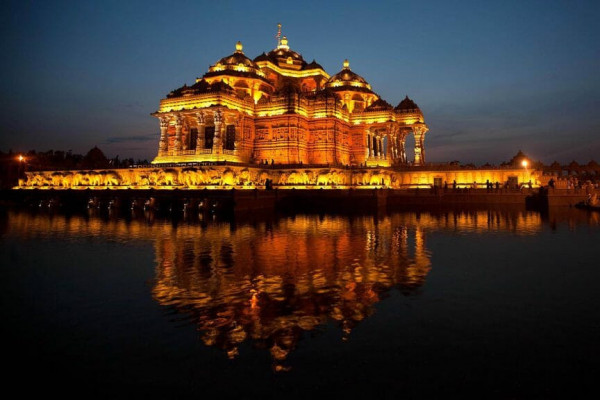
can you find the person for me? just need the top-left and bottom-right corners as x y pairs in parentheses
(548, 178), (555, 189)
(452, 180), (457, 190)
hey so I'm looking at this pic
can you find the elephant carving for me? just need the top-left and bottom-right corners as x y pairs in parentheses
(181, 168), (200, 186)
(161, 169), (179, 185)
(316, 170), (331, 185)
(236, 169), (251, 185)
(101, 171), (121, 186)
(220, 169), (235, 186)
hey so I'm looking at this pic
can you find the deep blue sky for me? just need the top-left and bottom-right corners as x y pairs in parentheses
(1, 0), (598, 164)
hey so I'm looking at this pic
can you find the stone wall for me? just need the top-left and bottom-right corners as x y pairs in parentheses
(15, 166), (542, 190)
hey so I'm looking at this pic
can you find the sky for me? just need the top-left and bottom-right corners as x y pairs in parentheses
(1, 0), (598, 164)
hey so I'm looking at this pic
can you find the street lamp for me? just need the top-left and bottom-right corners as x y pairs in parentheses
(521, 159), (532, 189)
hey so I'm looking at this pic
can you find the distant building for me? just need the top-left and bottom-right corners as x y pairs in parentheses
(151, 34), (428, 167)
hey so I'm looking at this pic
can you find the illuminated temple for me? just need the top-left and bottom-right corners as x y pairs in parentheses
(151, 34), (428, 167)
(17, 28), (541, 190)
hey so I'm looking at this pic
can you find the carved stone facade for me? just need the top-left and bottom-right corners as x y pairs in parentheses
(19, 166), (541, 190)
(151, 37), (429, 167)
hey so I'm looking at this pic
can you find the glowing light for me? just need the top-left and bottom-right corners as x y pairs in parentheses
(522, 160), (529, 168)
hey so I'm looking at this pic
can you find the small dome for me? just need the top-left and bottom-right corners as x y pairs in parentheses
(395, 95), (420, 112)
(203, 41), (269, 83)
(365, 98), (393, 111)
(215, 45), (259, 69)
(167, 79), (234, 98)
(325, 59), (373, 93)
(305, 59), (324, 70)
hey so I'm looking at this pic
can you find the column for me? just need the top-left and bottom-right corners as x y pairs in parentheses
(213, 109), (223, 154)
(366, 130), (371, 158)
(174, 114), (183, 155)
(386, 133), (393, 160)
(413, 125), (427, 166)
(181, 122), (188, 151)
(234, 116), (240, 151)
(158, 117), (169, 156)
(399, 130), (407, 164)
(399, 136), (405, 164)
(195, 111), (205, 153)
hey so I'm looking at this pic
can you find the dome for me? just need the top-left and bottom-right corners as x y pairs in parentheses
(214, 41), (259, 69)
(203, 42), (268, 82)
(395, 96), (420, 112)
(325, 60), (373, 93)
(167, 79), (234, 98)
(253, 36), (307, 69)
(305, 59), (324, 70)
(365, 98), (393, 111)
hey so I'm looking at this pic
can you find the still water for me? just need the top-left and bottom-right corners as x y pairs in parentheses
(1, 207), (599, 398)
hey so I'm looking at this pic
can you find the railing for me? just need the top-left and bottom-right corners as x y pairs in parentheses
(222, 149), (236, 155)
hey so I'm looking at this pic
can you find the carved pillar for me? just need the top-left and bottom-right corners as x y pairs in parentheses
(174, 114), (183, 155)
(182, 122), (189, 151)
(158, 117), (169, 156)
(366, 130), (371, 158)
(195, 111), (205, 153)
(391, 126), (399, 161)
(413, 125), (427, 166)
(399, 132), (407, 164)
(234, 116), (240, 151)
(213, 110), (223, 154)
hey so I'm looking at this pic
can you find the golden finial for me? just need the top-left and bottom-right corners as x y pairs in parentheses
(343, 59), (350, 69)
(281, 36), (288, 47)
(276, 23), (282, 47)
(235, 41), (243, 53)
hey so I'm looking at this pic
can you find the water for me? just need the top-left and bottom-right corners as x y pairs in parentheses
(1, 207), (599, 398)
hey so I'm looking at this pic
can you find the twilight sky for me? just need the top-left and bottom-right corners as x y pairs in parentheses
(1, 0), (598, 164)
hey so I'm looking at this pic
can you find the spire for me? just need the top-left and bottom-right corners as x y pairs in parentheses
(235, 41), (243, 53)
(343, 59), (350, 69)
(276, 23), (282, 47)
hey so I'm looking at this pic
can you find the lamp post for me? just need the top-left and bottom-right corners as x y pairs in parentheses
(521, 159), (531, 190)
(17, 155), (27, 186)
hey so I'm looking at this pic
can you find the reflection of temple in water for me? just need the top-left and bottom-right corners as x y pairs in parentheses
(151, 215), (432, 369)
(6, 207), (599, 369)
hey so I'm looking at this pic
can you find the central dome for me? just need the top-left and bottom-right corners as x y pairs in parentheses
(253, 37), (307, 70)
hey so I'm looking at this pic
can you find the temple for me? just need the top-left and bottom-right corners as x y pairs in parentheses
(16, 28), (543, 191)
(151, 31), (428, 167)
